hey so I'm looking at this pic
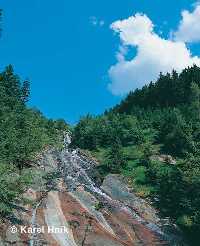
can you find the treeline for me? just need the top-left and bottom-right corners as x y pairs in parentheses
(72, 66), (200, 245)
(0, 65), (68, 217)
(72, 114), (146, 150)
(114, 65), (200, 113)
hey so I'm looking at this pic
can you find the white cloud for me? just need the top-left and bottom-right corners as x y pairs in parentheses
(108, 14), (200, 95)
(90, 16), (105, 27)
(174, 4), (200, 43)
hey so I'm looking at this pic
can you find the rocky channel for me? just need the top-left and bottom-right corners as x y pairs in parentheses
(0, 134), (186, 245)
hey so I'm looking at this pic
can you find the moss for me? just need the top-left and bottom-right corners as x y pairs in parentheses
(177, 215), (193, 228)
(94, 201), (104, 211)
(134, 185), (155, 198)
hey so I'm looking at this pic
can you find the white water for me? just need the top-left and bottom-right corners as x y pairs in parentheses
(29, 132), (178, 245)
(21, 131), (180, 246)
(60, 146), (170, 239)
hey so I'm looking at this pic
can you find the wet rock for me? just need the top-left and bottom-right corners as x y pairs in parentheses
(0, 141), (186, 246)
(101, 174), (159, 223)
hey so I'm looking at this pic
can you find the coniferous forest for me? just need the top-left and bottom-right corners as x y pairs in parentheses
(0, 51), (200, 246)
(1, 65), (200, 245)
(0, 65), (68, 217)
(72, 66), (200, 245)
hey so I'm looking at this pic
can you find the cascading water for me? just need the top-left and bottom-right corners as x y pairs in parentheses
(26, 131), (185, 246)
(59, 133), (180, 244)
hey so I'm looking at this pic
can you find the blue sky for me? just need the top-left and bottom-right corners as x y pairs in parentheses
(0, 0), (199, 123)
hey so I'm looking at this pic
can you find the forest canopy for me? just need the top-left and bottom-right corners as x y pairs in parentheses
(72, 65), (200, 245)
(0, 65), (68, 217)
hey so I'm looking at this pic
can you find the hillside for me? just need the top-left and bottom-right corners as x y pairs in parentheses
(72, 66), (200, 245)
(0, 65), (68, 219)
(0, 67), (183, 245)
(113, 65), (200, 114)
(0, 138), (184, 245)
(0, 65), (199, 245)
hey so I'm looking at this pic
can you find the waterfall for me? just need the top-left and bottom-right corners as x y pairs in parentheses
(63, 131), (72, 149)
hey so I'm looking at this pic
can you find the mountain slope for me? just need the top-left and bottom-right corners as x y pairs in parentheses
(72, 66), (200, 245)
(0, 141), (185, 245)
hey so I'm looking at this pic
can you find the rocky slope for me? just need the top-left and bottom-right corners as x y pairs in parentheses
(0, 135), (186, 245)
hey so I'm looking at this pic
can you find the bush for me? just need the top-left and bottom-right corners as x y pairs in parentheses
(0, 163), (33, 217)
(133, 166), (148, 184)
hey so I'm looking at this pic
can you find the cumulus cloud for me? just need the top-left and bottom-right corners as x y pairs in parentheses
(174, 4), (200, 43)
(108, 14), (200, 95)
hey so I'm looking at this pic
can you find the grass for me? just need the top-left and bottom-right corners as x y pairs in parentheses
(89, 144), (158, 199)
(122, 145), (144, 160)
(91, 148), (108, 163)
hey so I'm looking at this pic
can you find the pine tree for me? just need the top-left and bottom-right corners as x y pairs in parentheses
(105, 138), (126, 173)
(189, 82), (200, 121)
(21, 80), (30, 104)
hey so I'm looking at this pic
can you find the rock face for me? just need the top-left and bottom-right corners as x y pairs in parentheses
(150, 155), (176, 165)
(0, 139), (186, 245)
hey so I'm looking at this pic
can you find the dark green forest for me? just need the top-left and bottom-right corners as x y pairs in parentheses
(72, 65), (200, 245)
(0, 65), (68, 218)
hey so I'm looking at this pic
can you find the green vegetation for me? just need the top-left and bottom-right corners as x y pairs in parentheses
(71, 65), (200, 245)
(94, 201), (104, 211)
(0, 65), (68, 219)
(0, 163), (32, 217)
